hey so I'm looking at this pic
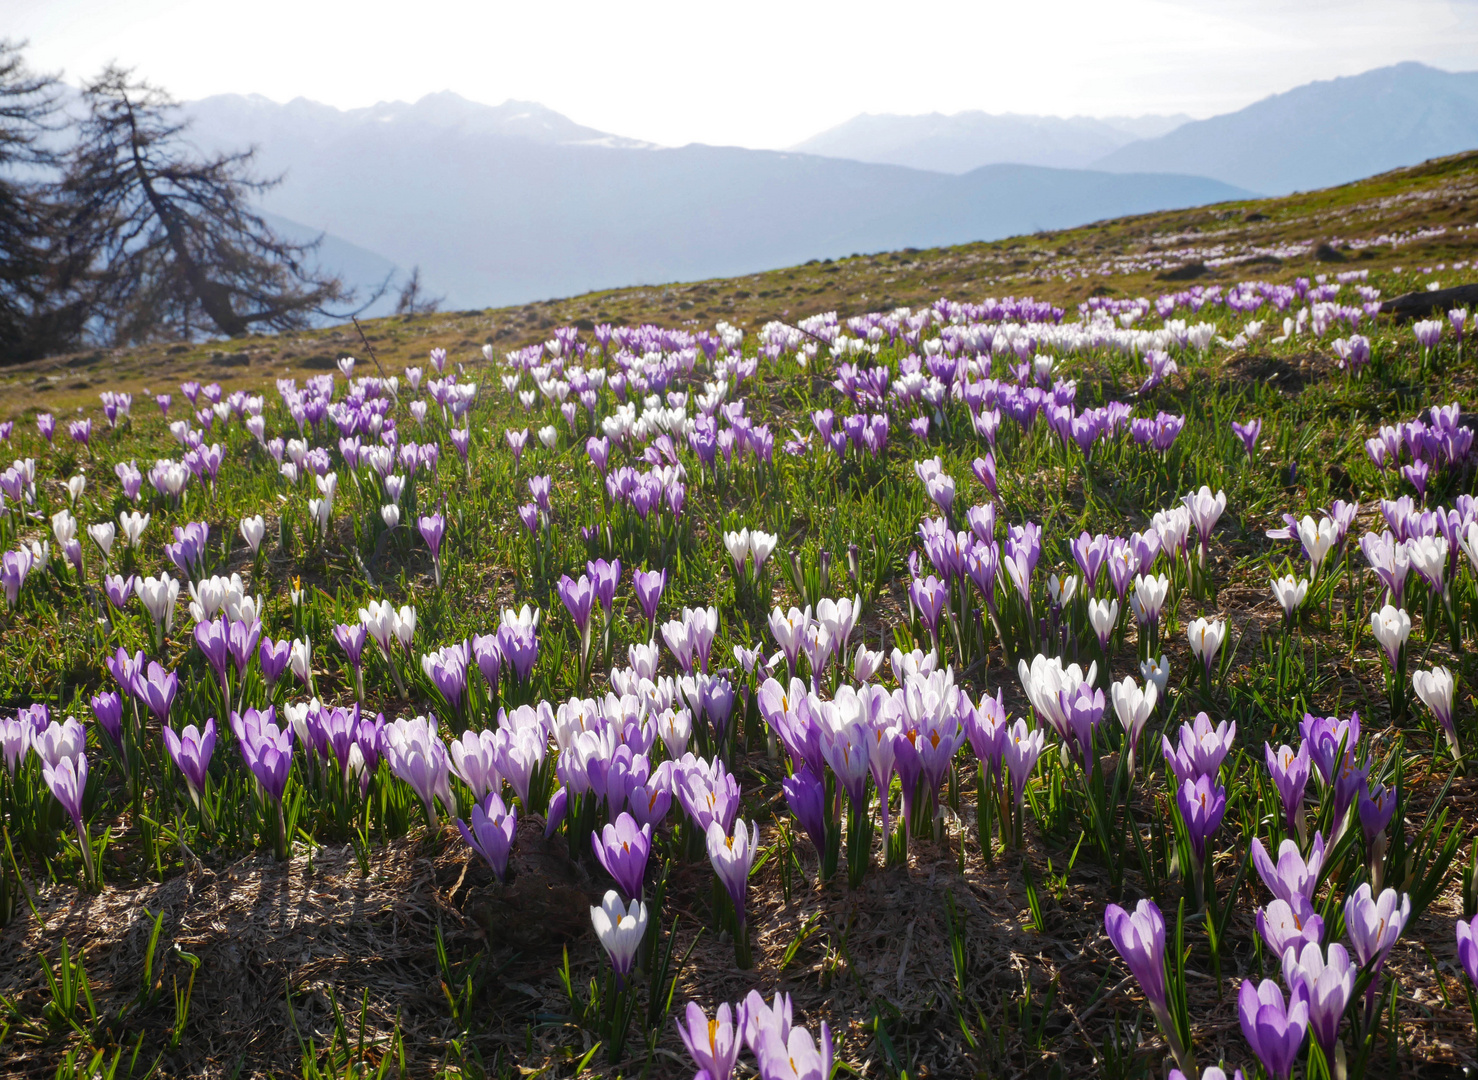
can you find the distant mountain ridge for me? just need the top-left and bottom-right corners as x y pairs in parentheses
(1090, 62), (1478, 194)
(788, 111), (1190, 173)
(179, 94), (1249, 309)
(186, 91), (656, 151)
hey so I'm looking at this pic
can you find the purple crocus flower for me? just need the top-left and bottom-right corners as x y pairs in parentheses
(448, 427), (471, 464)
(627, 760), (673, 828)
(107, 647), (146, 699)
(41, 744), (86, 825)
(1059, 683), (1105, 768)
(42, 752), (92, 882)
(1344, 883), (1410, 972)
(1257, 899), (1324, 959)
(312, 704), (361, 776)
(687, 606), (718, 673)
(586, 558), (621, 615)
(334, 622), (367, 673)
(782, 766), (827, 856)
(496, 623), (539, 684)
(676, 1001), (740, 1080)
(557, 573), (596, 634)
(1176, 774), (1227, 866)
(1456, 916), (1478, 989)
(1004, 521), (1041, 599)
(1300, 711), (1360, 786)
(227, 619), (260, 679)
(417, 513), (446, 582)
(821, 719), (872, 809)
(1319, 731), (1366, 815)
(36, 412), (55, 443)
(116, 461), (143, 501)
(138, 662), (178, 722)
(1232, 418), (1263, 460)
(471, 632), (502, 691)
(528, 474), (552, 512)
(2, 548), (33, 609)
(1358, 782), (1397, 848)
(633, 567), (667, 626)
(964, 688), (1009, 784)
(1002, 719), (1044, 808)
(686, 674), (730, 739)
(1264, 741), (1310, 838)
(1251, 832), (1326, 910)
(592, 811), (652, 900)
(162, 718), (217, 808)
(0, 717), (30, 776)
(1402, 459), (1430, 498)
(448, 728), (501, 799)
(194, 616), (231, 686)
(586, 436), (610, 472)
(972, 453), (998, 498)
(458, 791), (517, 882)
(1103, 899), (1168, 1011)
(1071, 531), (1109, 590)
(1161, 712), (1236, 784)
(1238, 978), (1309, 1080)
(666, 478), (686, 519)
(103, 573), (136, 610)
(258, 637), (291, 691)
(1282, 942), (1355, 1057)
(745, 991), (832, 1080)
(237, 709), (294, 803)
(421, 641), (470, 712)
(506, 428), (529, 467)
(90, 691), (124, 757)
(676, 757), (740, 835)
(707, 818), (757, 928)
(384, 714), (453, 826)
(909, 575), (949, 642)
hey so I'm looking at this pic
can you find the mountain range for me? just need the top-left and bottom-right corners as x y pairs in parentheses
(176, 61), (1478, 312)
(1092, 62), (1478, 193)
(789, 112), (1191, 173)
(179, 95), (1247, 311)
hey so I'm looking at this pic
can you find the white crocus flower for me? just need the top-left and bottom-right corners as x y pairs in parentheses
(240, 514), (266, 554)
(1187, 616), (1226, 672)
(1110, 675), (1158, 768)
(88, 522), (115, 558)
(1270, 574), (1309, 620)
(51, 509), (77, 547)
(1369, 604), (1411, 666)
(1141, 654), (1170, 696)
(1088, 597), (1119, 648)
(722, 528), (751, 573)
(139, 574), (180, 632)
(1297, 515), (1336, 574)
(589, 889), (648, 983)
(119, 510), (150, 548)
(749, 530), (778, 570)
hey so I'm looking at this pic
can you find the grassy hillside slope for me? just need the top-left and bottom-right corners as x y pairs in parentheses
(4, 149), (1475, 420)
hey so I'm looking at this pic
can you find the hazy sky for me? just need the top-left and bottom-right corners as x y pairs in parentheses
(10, 0), (1478, 148)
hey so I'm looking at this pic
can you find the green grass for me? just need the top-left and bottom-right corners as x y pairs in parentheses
(0, 152), (1475, 1078)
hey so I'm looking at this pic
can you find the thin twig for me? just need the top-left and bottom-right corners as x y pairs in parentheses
(351, 315), (388, 381)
